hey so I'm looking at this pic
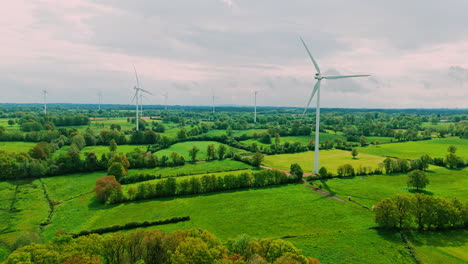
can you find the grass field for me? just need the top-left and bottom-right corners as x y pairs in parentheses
(123, 169), (256, 190)
(0, 142), (36, 153)
(0, 179), (49, 250)
(240, 133), (348, 147)
(154, 141), (250, 160)
(358, 137), (468, 159)
(263, 149), (386, 173)
(406, 230), (468, 264)
(309, 167), (468, 208)
(127, 160), (253, 177)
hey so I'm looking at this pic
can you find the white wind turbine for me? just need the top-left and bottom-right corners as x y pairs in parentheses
(299, 37), (370, 173)
(98, 92), (103, 110)
(131, 66), (152, 131)
(162, 91), (168, 111)
(254, 90), (260, 123)
(42, 90), (48, 114)
(211, 89), (217, 114)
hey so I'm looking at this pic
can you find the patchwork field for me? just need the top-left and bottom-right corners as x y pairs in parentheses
(0, 141), (37, 153)
(263, 149), (386, 173)
(154, 141), (250, 160)
(309, 167), (468, 208)
(357, 137), (468, 159)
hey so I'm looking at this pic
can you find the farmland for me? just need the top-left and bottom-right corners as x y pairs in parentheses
(0, 107), (467, 263)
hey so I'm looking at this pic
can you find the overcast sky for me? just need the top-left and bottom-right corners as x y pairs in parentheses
(1, 0), (467, 108)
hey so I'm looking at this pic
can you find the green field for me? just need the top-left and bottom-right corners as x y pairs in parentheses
(406, 230), (468, 264)
(0, 142), (36, 153)
(154, 141), (250, 160)
(358, 137), (468, 159)
(263, 149), (386, 173)
(127, 160), (253, 177)
(309, 167), (468, 208)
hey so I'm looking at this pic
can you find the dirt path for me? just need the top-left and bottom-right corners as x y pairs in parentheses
(304, 181), (345, 202)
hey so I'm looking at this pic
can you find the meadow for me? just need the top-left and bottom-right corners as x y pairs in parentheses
(263, 149), (386, 173)
(0, 141), (36, 153)
(309, 166), (468, 208)
(154, 141), (250, 160)
(357, 137), (468, 159)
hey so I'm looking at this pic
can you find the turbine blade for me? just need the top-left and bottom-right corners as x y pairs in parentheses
(140, 88), (152, 95)
(300, 37), (321, 74)
(324, 75), (370, 80)
(302, 80), (321, 117)
(133, 65), (140, 88)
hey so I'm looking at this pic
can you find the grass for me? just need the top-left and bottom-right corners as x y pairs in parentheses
(154, 141), (250, 160)
(43, 184), (374, 243)
(406, 230), (468, 264)
(0, 179), (49, 250)
(123, 169), (256, 190)
(286, 229), (414, 264)
(42, 171), (105, 202)
(309, 167), (468, 208)
(263, 149), (386, 173)
(240, 133), (347, 147)
(0, 142), (36, 154)
(357, 137), (468, 159)
(127, 160), (253, 177)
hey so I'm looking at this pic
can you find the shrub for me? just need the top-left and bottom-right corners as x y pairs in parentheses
(94, 176), (122, 203)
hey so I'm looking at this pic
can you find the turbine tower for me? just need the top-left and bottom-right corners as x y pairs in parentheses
(98, 92), (102, 110)
(299, 37), (370, 173)
(42, 90), (48, 114)
(163, 92), (168, 111)
(254, 90), (260, 123)
(132, 66), (152, 131)
(211, 89), (216, 114)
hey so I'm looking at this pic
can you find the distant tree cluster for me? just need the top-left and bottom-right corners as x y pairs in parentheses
(6, 229), (320, 264)
(373, 193), (468, 230)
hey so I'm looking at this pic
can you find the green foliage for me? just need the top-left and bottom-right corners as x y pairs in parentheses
(251, 152), (264, 167)
(373, 193), (467, 230)
(290, 163), (303, 180)
(94, 175), (122, 203)
(407, 170), (429, 190)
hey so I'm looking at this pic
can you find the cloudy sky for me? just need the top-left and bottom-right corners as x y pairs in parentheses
(1, 0), (468, 108)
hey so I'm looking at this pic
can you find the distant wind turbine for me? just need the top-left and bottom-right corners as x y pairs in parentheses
(43, 90), (48, 114)
(98, 92), (103, 110)
(211, 89), (216, 114)
(299, 37), (370, 173)
(162, 91), (168, 111)
(131, 66), (152, 131)
(254, 90), (260, 123)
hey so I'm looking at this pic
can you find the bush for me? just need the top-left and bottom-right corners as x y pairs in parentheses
(290, 163), (303, 180)
(94, 176), (122, 203)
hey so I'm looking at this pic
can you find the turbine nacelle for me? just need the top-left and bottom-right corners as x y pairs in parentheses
(314, 73), (323, 80)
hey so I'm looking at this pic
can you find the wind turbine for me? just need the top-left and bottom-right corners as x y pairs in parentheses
(211, 89), (216, 114)
(299, 37), (370, 173)
(254, 90), (260, 123)
(131, 66), (152, 131)
(98, 92), (103, 110)
(42, 90), (48, 114)
(162, 91), (168, 111)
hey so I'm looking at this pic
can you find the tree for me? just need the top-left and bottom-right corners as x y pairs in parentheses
(318, 167), (328, 178)
(108, 162), (127, 180)
(188, 146), (200, 162)
(448, 145), (457, 154)
(407, 170), (429, 191)
(351, 148), (358, 159)
(373, 198), (398, 228)
(251, 152), (264, 167)
(177, 128), (188, 141)
(218, 144), (227, 160)
(290, 163), (303, 180)
(207, 144), (217, 160)
(274, 133), (281, 145)
(445, 152), (463, 169)
(7, 119), (14, 126)
(420, 154), (432, 171)
(109, 139), (117, 152)
(94, 175), (122, 203)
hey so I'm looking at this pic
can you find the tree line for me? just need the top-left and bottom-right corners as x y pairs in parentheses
(6, 229), (321, 264)
(95, 170), (300, 204)
(373, 193), (467, 230)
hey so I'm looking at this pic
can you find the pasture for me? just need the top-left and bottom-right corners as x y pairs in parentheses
(0, 141), (36, 153)
(263, 149), (386, 173)
(309, 167), (468, 208)
(357, 137), (468, 159)
(154, 141), (250, 160)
